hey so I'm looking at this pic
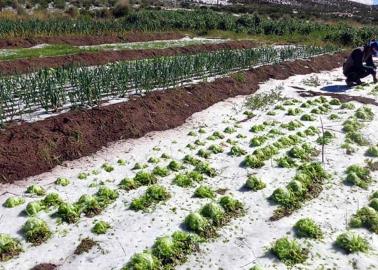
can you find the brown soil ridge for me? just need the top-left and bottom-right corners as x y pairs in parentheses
(298, 90), (378, 105)
(0, 32), (185, 49)
(0, 40), (257, 75)
(0, 52), (348, 184)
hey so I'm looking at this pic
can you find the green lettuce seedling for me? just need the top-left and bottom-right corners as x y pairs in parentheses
(55, 177), (70, 186)
(194, 185), (215, 199)
(245, 176), (266, 191)
(201, 202), (225, 226)
(270, 237), (308, 266)
(102, 163), (114, 172)
(26, 184), (46, 196)
(22, 218), (51, 245)
(229, 146), (246, 157)
(92, 221), (111, 234)
(294, 218), (323, 239)
(335, 232), (369, 254)
(3, 197), (25, 208)
(26, 201), (43, 216)
(123, 252), (161, 270)
(0, 233), (23, 261)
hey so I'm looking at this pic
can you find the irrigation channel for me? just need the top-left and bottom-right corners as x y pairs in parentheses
(0, 45), (337, 124)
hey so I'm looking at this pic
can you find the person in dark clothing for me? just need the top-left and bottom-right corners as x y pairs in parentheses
(343, 41), (378, 87)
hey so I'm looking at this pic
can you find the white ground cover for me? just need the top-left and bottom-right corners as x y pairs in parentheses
(1, 67), (378, 270)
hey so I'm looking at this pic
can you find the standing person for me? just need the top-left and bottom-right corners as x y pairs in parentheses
(343, 40), (378, 87)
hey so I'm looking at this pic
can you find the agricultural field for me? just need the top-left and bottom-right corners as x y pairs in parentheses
(1, 59), (378, 269)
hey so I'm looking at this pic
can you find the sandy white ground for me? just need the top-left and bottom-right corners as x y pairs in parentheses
(1, 67), (378, 270)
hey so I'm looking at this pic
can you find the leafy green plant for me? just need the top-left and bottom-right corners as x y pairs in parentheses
(349, 207), (378, 233)
(119, 178), (138, 191)
(219, 196), (244, 215)
(123, 252), (161, 270)
(335, 232), (369, 253)
(211, 131), (225, 139)
(229, 146), (246, 157)
(0, 234), (23, 262)
(184, 212), (210, 234)
(117, 159), (126, 165)
(76, 195), (102, 217)
(26, 201), (43, 216)
(22, 218), (51, 245)
(369, 198), (378, 211)
(41, 193), (63, 208)
(345, 165), (372, 189)
(341, 102), (355, 110)
(96, 187), (119, 205)
(300, 114), (315, 121)
(355, 106), (374, 121)
(197, 149), (211, 159)
(304, 126), (319, 136)
(194, 162), (216, 177)
(134, 171), (157, 185)
(294, 218), (323, 239)
(276, 156), (297, 168)
(132, 163), (148, 170)
(3, 197), (25, 208)
(188, 131), (197, 136)
(102, 163), (114, 172)
(194, 186), (215, 199)
(316, 131), (334, 145)
(224, 127), (236, 134)
(243, 155), (265, 168)
(287, 108), (302, 116)
(274, 105), (285, 110)
(26, 185), (46, 196)
(270, 237), (308, 266)
(161, 153), (170, 159)
(198, 128), (206, 134)
(245, 176), (266, 191)
(281, 120), (303, 131)
(366, 146), (378, 157)
(329, 98), (341, 105)
(78, 172), (88, 180)
(250, 136), (268, 147)
(250, 124), (265, 133)
(57, 202), (81, 223)
(183, 155), (201, 166)
(208, 144), (224, 154)
(194, 139), (206, 146)
(168, 161), (183, 172)
(328, 114), (339, 120)
(130, 185), (170, 211)
(92, 221), (111, 235)
(345, 131), (369, 146)
(152, 166), (170, 177)
(55, 177), (70, 186)
(201, 203), (225, 226)
(148, 157), (160, 164)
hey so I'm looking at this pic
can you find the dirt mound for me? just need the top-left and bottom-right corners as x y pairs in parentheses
(0, 32), (185, 49)
(0, 40), (258, 75)
(30, 263), (58, 270)
(0, 52), (348, 183)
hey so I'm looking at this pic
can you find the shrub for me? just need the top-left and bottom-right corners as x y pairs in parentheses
(366, 146), (378, 157)
(55, 177), (70, 186)
(194, 186), (215, 198)
(102, 163), (114, 172)
(168, 161), (183, 171)
(26, 185), (45, 196)
(134, 171), (157, 185)
(243, 155), (265, 168)
(300, 114), (315, 121)
(229, 146), (247, 157)
(152, 166), (170, 177)
(0, 234), (22, 262)
(245, 176), (266, 191)
(201, 203), (225, 226)
(41, 193), (63, 208)
(57, 203), (81, 223)
(3, 197), (25, 208)
(294, 218), (323, 239)
(92, 221), (111, 235)
(123, 252), (161, 270)
(335, 232), (369, 254)
(119, 178), (138, 191)
(276, 156), (297, 168)
(345, 165), (372, 189)
(355, 106), (374, 121)
(22, 218), (51, 245)
(270, 237), (308, 266)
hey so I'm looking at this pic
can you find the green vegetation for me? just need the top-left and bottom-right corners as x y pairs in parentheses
(92, 221), (111, 235)
(132, 163), (148, 170)
(197, 149), (211, 159)
(55, 177), (70, 186)
(78, 172), (88, 180)
(229, 146), (247, 157)
(281, 120), (303, 131)
(194, 162), (217, 177)
(134, 171), (157, 186)
(173, 171), (203, 187)
(194, 186), (215, 199)
(208, 144), (224, 154)
(0, 234), (23, 262)
(243, 155), (265, 168)
(42, 193), (63, 208)
(168, 161), (183, 172)
(3, 197), (25, 208)
(349, 206), (378, 233)
(130, 185), (170, 211)
(287, 108), (302, 116)
(345, 165), (372, 189)
(102, 163), (114, 172)
(294, 218), (323, 239)
(276, 156), (297, 168)
(335, 232), (369, 254)
(245, 176), (266, 191)
(245, 89), (284, 111)
(316, 131), (334, 145)
(152, 166), (170, 177)
(22, 218), (51, 245)
(250, 124), (265, 133)
(124, 252), (161, 270)
(341, 102), (355, 110)
(271, 237), (308, 266)
(250, 135), (268, 147)
(185, 212), (211, 234)
(355, 107), (374, 121)
(300, 114), (315, 121)
(26, 184), (46, 196)
(366, 145), (378, 157)
(201, 202), (225, 226)
(148, 157), (160, 164)
(57, 202), (81, 223)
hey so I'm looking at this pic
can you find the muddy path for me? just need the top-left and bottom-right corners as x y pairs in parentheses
(0, 52), (348, 183)
(0, 40), (258, 75)
(0, 32), (185, 49)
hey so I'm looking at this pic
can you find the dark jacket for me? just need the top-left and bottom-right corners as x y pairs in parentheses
(343, 46), (376, 75)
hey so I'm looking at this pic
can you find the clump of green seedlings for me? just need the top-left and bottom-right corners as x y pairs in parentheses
(168, 161), (183, 171)
(102, 163), (114, 172)
(341, 102), (355, 110)
(275, 104), (285, 110)
(96, 186), (119, 205)
(287, 108), (302, 116)
(210, 131), (225, 140)
(219, 196), (244, 217)
(366, 145), (378, 157)
(236, 133), (247, 139)
(328, 113), (339, 120)
(311, 105), (330, 114)
(117, 159), (126, 165)
(187, 131), (197, 136)
(148, 157), (160, 164)
(92, 221), (111, 235)
(26, 184), (46, 196)
(270, 162), (330, 220)
(300, 114), (315, 121)
(288, 143), (318, 160)
(198, 127), (206, 134)
(57, 202), (81, 223)
(345, 165), (372, 189)
(118, 178), (137, 191)
(25, 201), (43, 216)
(245, 89), (284, 111)
(243, 111), (256, 119)
(304, 126), (319, 136)
(316, 131), (334, 145)
(133, 171), (158, 186)
(276, 156), (297, 168)
(194, 185), (216, 199)
(184, 212), (212, 236)
(245, 176), (266, 191)
(208, 144), (224, 154)
(349, 206), (378, 233)
(132, 162), (148, 170)
(0, 234), (23, 261)
(194, 139), (206, 146)
(270, 237), (308, 266)
(173, 171), (203, 187)
(152, 166), (170, 177)
(130, 185), (171, 211)
(243, 155), (265, 168)
(124, 251), (161, 270)
(76, 194), (103, 217)
(22, 218), (51, 245)
(335, 232), (369, 254)
(250, 135), (268, 147)
(229, 146), (247, 157)
(42, 193), (63, 208)
(283, 99), (299, 106)
(3, 197), (25, 208)
(250, 124), (265, 133)
(183, 155), (201, 166)
(186, 143), (196, 150)
(55, 177), (70, 186)
(355, 106), (374, 121)
(197, 149), (211, 159)
(78, 172), (89, 179)
(294, 218), (323, 239)
(281, 120), (303, 131)
(346, 131), (369, 146)
(161, 153), (170, 159)
(224, 127), (236, 134)
(329, 98), (341, 105)
(253, 145), (279, 161)
(194, 161), (217, 177)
